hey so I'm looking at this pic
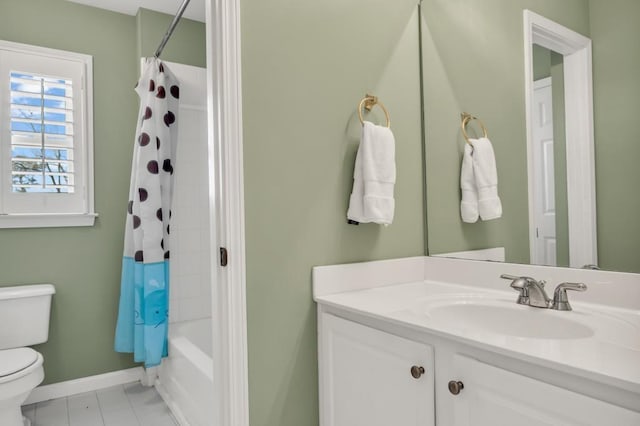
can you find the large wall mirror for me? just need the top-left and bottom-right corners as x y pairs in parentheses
(420, 0), (640, 273)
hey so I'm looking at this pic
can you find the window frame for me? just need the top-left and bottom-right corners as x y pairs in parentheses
(0, 40), (96, 228)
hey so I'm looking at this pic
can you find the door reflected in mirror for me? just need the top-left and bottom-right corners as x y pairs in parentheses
(524, 11), (596, 269)
(530, 58), (566, 267)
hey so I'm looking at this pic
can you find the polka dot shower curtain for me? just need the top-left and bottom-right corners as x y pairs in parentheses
(114, 58), (179, 367)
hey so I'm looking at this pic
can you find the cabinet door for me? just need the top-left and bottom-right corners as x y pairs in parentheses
(448, 355), (640, 426)
(320, 314), (434, 426)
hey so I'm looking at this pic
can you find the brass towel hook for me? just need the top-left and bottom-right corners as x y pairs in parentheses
(461, 112), (488, 145)
(358, 94), (391, 128)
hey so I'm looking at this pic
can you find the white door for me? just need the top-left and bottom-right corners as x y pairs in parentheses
(320, 314), (434, 426)
(450, 355), (640, 426)
(532, 77), (557, 266)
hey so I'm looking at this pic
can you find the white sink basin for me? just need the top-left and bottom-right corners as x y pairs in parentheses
(424, 299), (594, 340)
(394, 293), (640, 349)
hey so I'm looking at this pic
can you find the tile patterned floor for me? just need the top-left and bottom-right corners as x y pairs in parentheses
(21, 382), (178, 426)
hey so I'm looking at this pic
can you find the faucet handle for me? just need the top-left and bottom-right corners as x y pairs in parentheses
(551, 282), (587, 311)
(500, 274), (520, 281)
(500, 274), (529, 290)
(500, 274), (541, 285)
(500, 275), (550, 307)
(500, 275), (530, 305)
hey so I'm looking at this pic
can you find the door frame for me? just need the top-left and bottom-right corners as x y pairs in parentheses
(523, 10), (597, 268)
(206, 0), (249, 425)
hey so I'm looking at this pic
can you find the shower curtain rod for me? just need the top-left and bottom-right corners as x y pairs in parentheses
(154, 0), (192, 58)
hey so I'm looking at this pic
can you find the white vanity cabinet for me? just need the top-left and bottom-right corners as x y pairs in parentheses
(318, 312), (640, 426)
(447, 355), (640, 426)
(313, 257), (640, 426)
(319, 313), (435, 426)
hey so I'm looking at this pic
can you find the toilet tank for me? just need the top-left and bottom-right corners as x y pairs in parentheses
(0, 284), (55, 350)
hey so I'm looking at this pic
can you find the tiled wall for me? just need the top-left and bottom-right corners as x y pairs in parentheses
(167, 63), (211, 324)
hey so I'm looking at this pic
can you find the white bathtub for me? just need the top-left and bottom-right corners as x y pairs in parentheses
(157, 318), (214, 426)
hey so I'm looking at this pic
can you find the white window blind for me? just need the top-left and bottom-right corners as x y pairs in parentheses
(0, 40), (95, 228)
(10, 72), (75, 193)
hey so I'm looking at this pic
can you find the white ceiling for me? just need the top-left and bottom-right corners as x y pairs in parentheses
(66, 0), (206, 23)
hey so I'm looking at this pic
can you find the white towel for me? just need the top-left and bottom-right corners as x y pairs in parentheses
(347, 121), (396, 225)
(460, 143), (479, 223)
(470, 137), (502, 220)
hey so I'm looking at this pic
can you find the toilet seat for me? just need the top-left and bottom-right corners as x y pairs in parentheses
(0, 348), (39, 380)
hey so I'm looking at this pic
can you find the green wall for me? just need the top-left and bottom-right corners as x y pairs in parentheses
(532, 44), (551, 80)
(421, 0), (589, 263)
(241, 0), (424, 424)
(0, 0), (424, 420)
(136, 8), (206, 68)
(0, 0), (205, 385)
(589, 0), (640, 273)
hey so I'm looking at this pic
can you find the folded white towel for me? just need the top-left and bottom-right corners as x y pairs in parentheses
(460, 143), (479, 223)
(347, 121), (396, 225)
(470, 137), (502, 220)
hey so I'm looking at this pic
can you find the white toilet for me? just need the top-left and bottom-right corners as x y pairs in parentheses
(0, 284), (55, 426)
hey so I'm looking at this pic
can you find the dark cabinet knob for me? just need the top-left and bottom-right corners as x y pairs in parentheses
(448, 380), (464, 395)
(410, 366), (425, 379)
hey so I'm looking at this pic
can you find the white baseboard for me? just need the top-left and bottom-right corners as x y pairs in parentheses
(24, 367), (143, 405)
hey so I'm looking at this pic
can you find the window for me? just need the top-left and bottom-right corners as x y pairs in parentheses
(0, 41), (95, 228)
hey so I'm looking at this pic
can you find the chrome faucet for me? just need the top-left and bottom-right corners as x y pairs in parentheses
(500, 274), (551, 308)
(500, 275), (587, 311)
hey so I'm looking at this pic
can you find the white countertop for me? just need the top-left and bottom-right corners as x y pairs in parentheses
(315, 279), (640, 395)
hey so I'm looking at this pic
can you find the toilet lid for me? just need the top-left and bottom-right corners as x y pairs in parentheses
(0, 348), (39, 378)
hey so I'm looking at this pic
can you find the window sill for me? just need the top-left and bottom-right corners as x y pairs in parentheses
(0, 213), (98, 229)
